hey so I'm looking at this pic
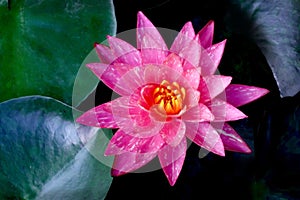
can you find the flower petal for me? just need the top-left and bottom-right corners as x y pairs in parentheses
(217, 123), (251, 153)
(143, 64), (181, 85)
(94, 43), (115, 64)
(177, 38), (201, 70)
(76, 102), (118, 128)
(182, 68), (201, 90)
(114, 66), (146, 95)
(86, 63), (108, 80)
(196, 20), (214, 49)
(183, 88), (201, 108)
(225, 84), (269, 107)
(181, 103), (214, 122)
(185, 122), (225, 156)
(100, 63), (138, 95)
(107, 36), (142, 66)
(160, 119), (186, 147)
(158, 138), (187, 186)
(111, 151), (157, 176)
(199, 75), (232, 103)
(105, 129), (164, 155)
(200, 40), (226, 76)
(141, 48), (168, 65)
(170, 21), (195, 54)
(209, 99), (248, 122)
(163, 53), (183, 74)
(111, 96), (165, 137)
(137, 11), (168, 51)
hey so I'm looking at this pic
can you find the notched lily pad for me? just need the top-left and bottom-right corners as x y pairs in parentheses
(0, 96), (113, 199)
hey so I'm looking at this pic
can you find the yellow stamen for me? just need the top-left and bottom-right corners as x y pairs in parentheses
(152, 80), (186, 115)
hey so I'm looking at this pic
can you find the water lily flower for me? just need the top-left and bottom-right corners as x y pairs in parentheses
(76, 11), (269, 186)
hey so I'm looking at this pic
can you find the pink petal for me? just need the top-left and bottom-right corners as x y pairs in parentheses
(141, 48), (168, 65)
(181, 103), (214, 122)
(107, 36), (142, 66)
(114, 66), (146, 95)
(100, 65), (146, 96)
(111, 151), (157, 176)
(170, 21), (195, 54)
(200, 40), (226, 76)
(177, 38), (201, 70)
(208, 99), (248, 122)
(76, 102), (118, 128)
(183, 88), (201, 108)
(217, 123), (251, 153)
(185, 122), (225, 156)
(143, 65), (181, 85)
(225, 84), (269, 107)
(86, 63), (108, 79)
(100, 63), (137, 95)
(196, 20), (214, 49)
(137, 11), (168, 51)
(199, 75), (232, 103)
(160, 119), (186, 147)
(110, 96), (165, 138)
(94, 43), (116, 64)
(158, 138), (187, 186)
(182, 68), (201, 90)
(87, 62), (137, 96)
(163, 53), (183, 74)
(105, 129), (164, 155)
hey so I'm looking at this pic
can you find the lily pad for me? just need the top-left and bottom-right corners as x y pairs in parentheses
(0, 0), (116, 105)
(0, 96), (113, 199)
(226, 0), (300, 97)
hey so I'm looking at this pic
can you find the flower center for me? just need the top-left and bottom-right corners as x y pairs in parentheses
(152, 80), (186, 115)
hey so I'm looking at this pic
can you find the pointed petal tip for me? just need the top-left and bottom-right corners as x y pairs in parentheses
(182, 21), (193, 29)
(168, 178), (177, 186)
(229, 145), (252, 154)
(225, 84), (270, 107)
(185, 21), (193, 26)
(261, 88), (270, 95)
(106, 35), (113, 40)
(219, 150), (226, 157)
(137, 11), (145, 18)
(208, 20), (214, 25)
(104, 147), (113, 156)
(244, 147), (252, 154)
(198, 20), (215, 34)
(181, 21), (195, 36)
(75, 111), (96, 127)
(211, 141), (225, 157)
(137, 11), (152, 28)
(213, 140), (225, 157)
(237, 141), (252, 154)
(75, 113), (90, 126)
(94, 42), (99, 48)
(111, 168), (126, 177)
(75, 116), (82, 124)
(221, 39), (227, 44)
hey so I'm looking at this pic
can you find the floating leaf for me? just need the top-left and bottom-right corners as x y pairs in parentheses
(226, 0), (300, 97)
(0, 0), (116, 105)
(0, 96), (113, 199)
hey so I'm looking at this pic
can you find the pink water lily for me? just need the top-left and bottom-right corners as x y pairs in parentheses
(76, 11), (269, 186)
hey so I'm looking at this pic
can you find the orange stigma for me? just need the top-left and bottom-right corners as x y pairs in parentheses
(152, 80), (186, 115)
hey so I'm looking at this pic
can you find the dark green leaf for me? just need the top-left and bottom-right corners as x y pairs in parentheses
(227, 0), (300, 97)
(0, 96), (113, 199)
(0, 0), (116, 105)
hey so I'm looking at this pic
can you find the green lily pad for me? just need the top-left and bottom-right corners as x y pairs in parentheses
(226, 0), (300, 97)
(0, 96), (113, 199)
(0, 0), (116, 105)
